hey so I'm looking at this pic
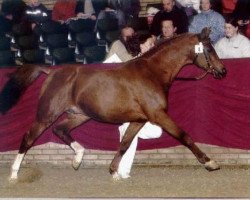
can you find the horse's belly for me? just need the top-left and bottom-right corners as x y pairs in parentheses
(79, 97), (146, 123)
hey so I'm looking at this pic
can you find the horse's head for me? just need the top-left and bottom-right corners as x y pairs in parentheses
(193, 27), (227, 79)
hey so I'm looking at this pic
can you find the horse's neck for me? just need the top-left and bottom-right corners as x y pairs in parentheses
(149, 41), (193, 84)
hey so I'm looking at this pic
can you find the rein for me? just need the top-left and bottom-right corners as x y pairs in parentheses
(175, 70), (209, 81)
(175, 41), (213, 81)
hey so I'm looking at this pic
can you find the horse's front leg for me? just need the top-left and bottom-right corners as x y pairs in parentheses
(110, 122), (145, 180)
(153, 110), (219, 171)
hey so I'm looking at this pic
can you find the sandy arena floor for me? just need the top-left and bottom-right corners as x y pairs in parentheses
(0, 164), (250, 198)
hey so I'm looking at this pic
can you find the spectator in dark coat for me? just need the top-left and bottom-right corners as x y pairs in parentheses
(24, 0), (50, 35)
(25, 0), (49, 26)
(231, 0), (250, 37)
(1, 0), (27, 24)
(150, 0), (189, 36)
(75, 0), (96, 20)
(97, 0), (141, 29)
(232, 0), (250, 23)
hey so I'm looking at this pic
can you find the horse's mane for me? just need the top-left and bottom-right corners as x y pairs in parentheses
(140, 32), (196, 58)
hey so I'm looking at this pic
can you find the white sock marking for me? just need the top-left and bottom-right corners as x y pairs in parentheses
(10, 153), (25, 180)
(70, 142), (85, 168)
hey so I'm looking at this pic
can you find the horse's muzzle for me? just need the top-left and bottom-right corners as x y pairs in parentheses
(213, 68), (227, 79)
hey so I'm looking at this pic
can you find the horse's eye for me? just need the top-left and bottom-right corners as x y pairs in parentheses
(206, 48), (212, 53)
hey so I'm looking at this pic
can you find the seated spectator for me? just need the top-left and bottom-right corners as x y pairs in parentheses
(189, 0), (225, 43)
(146, 7), (160, 29)
(210, 0), (223, 14)
(104, 26), (135, 62)
(96, 0), (141, 29)
(231, 0), (250, 36)
(214, 17), (250, 58)
(157, 18), (177, 41)
(221, 0), (237, 18)
(52, 0), (77, 23)
(117, 0), (141, 19)
(75, 0), (96, 21)
(125, 33), (156, 56)
(150, 0), (189, 36)
(175, 0), (200, 17)
(25, 0), (49, 31)
(1, 0), (27, 25)
(1, 0), (33, 36)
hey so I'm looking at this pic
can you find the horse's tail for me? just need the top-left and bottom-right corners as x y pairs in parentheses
(0, 65), (51, 115)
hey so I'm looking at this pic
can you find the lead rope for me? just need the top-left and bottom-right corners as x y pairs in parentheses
(175, 70), (209, 81)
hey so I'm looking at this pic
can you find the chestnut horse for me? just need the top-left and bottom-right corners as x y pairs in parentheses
(0, 28), (226, 181)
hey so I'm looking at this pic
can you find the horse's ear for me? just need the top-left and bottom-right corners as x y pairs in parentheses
(199, 27), (211, 41)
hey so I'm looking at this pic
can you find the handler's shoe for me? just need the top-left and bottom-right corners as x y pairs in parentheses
(118, 172), (130, 179)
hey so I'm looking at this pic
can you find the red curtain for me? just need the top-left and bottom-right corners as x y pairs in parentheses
(1, 59), (250, 152)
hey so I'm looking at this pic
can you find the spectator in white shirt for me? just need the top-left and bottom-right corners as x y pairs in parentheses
(215, 17), (250, 58)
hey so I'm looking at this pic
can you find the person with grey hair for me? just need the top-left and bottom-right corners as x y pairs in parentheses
(189, 0), (225, 43)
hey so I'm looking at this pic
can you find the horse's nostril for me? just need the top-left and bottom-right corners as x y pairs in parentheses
(222, 68), (227, 74)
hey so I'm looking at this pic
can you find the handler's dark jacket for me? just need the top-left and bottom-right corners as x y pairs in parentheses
(150, 5), (189, 36)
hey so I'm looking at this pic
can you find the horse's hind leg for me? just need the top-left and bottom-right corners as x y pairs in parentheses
(154, 111), (219, 171)
(52, 113), (90, 170)
(109, 122), (145, 180)
(10, 121), (50, 181)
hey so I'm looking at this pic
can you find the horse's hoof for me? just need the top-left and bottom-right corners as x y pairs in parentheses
(9, 170), (18, 183)
(72, 161), (80, 170)
(112, 172), (122, 181)
(204, 160), (220, 171)
(72, 150), (84, 170)
(8, 176), (18, 183)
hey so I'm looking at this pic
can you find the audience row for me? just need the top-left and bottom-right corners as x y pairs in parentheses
(0, 0), (250, 67)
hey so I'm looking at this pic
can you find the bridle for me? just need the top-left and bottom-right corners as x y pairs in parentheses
(175, 40), (215, 81)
